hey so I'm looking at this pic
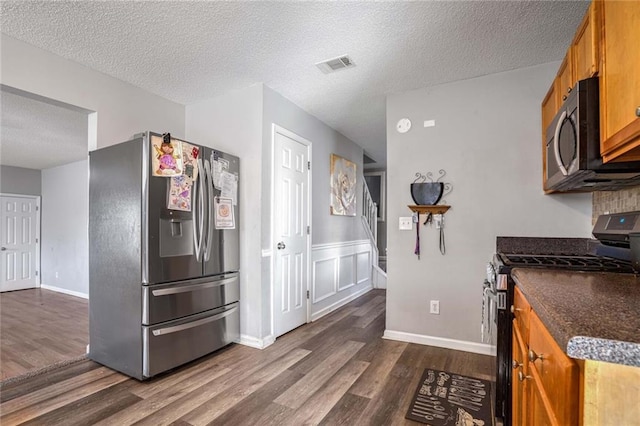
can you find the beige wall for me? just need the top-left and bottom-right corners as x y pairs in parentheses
(592, 187), (640, 224)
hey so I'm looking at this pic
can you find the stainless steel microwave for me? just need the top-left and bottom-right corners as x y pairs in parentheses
(545, 77), (640, 191)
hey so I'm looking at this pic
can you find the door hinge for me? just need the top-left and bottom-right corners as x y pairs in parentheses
(307, 290), (310, 299)
(35, 271), (38, 276)
(36, 238), (39, 243)
(307, 161), (311, 170)
(36, 206), (39, 211)
(306, 225), (310, 235)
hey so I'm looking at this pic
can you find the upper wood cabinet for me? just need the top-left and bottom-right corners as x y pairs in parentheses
(556, 50), (574, 104)
(599, 0), (640, 163)
(572, 1), (600, 82)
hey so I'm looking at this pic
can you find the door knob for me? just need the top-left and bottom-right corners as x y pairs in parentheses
(277, 242), (286, 250)
(636, 106), (640, 117)
(1, 247), (6, 251)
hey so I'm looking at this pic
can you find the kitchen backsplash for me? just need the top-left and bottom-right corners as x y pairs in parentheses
(592, 186), (640, 224)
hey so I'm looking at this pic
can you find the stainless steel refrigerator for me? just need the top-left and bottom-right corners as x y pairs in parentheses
(89, 131), (240, 379)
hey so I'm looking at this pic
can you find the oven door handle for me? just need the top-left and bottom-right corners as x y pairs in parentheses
(553, 110), (569, 176)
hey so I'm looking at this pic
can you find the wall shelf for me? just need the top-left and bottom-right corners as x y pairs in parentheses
(408, 205), (451, 215)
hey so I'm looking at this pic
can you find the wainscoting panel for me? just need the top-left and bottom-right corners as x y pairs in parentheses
(311, 240), (373, 321)
(338, 254), (355, 291)
(312, 258), (337, 303)
(356, 251), (370, 284)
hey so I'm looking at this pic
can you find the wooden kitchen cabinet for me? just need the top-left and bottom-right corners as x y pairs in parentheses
(556, 51), (574, 105)
(599, 0), (640, 163)
(511, 325), (528, 426)
(572, 1), (600, 82)
(511, 287), (579, 426)
(529, 311), (580, 425)
(513, 286), (531, 340)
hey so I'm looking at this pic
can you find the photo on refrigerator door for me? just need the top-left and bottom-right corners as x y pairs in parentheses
(152, 133), (184, 177)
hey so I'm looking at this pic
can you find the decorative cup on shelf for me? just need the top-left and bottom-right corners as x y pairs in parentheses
(410, 182), (444, 205)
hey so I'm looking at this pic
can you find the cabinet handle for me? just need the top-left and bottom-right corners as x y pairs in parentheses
(512, 360), (523, 369)
(562, 95), (568, 101)
(518, 371), (532, 382)
(636, 106), (640, 118)
(510, 305), (522, 314)
(567, 87), (572, 94)
(528, 349), (544, 362)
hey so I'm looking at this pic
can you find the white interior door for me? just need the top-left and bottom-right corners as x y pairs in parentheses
(273, 126), (310, 338)
(0, 195), (40, 292)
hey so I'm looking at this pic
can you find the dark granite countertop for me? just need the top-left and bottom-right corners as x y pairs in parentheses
(511, 268), (640, 367)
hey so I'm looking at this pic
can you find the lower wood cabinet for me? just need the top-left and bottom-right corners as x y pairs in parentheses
(511, 287), (579, 426)
(511, 325), (528, 426)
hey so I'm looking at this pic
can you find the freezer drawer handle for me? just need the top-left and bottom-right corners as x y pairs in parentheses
(151, 277), (237, 296)
(151, 305), (238, 336)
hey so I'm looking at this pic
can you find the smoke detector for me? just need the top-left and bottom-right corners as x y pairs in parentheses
(316, 55), (356, 74)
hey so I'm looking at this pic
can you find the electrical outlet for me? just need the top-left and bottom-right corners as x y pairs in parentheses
(430, 300), (440, 315)
(399, 217), (413, 230)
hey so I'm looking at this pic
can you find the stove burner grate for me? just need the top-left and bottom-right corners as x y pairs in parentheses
(498, 254), (634, 273)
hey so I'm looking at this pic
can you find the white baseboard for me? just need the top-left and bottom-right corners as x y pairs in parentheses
(310, 285), (373, 321)
(41, 284), (88, 299)
(383, 329), (496, 356)
(239, 334), (275, 349)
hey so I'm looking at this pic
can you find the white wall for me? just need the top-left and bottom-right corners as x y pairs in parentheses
(385, 63), (592, 352)
(1, 34), (186, 301)
(1, 34), (185, 148)
(0, 166), (41, 196)
(262, 86), (367, 246)
(186, 84), (371, 345)
(41, 159), (89, 297)
(262, 86), (370, 338)
(185, 84), (264, 341)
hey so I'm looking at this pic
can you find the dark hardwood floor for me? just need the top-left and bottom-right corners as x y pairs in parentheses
(0, 288), (89, 380)
(0, 289), (495, 425)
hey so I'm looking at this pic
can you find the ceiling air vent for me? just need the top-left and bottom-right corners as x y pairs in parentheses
(316, 55), (356, 74)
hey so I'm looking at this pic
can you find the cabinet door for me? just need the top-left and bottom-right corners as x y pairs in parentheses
(529, 373), (558, 426)
(512, 325), (528, 426)
(541, 83), (558, 137)
(572, 1), (600, 81)
(529, 311), (579, 425)
(600, 0), (640, 162)
(556, 49), (574, 105)
(542, 82), (557, 191)
(513, 286), (531, 344)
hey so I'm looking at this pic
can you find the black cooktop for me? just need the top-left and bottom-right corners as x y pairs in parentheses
(497, 253), (635, 273)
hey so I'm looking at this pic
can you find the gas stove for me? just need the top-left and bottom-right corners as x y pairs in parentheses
(489, 211), (640, 425)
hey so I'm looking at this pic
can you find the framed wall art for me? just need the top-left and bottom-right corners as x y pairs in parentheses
(330, 153), (357, 216)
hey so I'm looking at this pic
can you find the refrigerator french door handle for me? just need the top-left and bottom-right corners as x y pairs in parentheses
(198, 157), (207, 262)
(192, 158), (204, 261)
(198, 158), (209, 263)
(151, 305), (238, 336)
(204, 159), (214, 262)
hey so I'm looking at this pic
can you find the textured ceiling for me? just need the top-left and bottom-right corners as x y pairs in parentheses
(0, 88), (88, 170)
(0, 1), (589, 166)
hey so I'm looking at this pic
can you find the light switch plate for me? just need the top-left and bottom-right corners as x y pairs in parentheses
(399, 217), (413, 230)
